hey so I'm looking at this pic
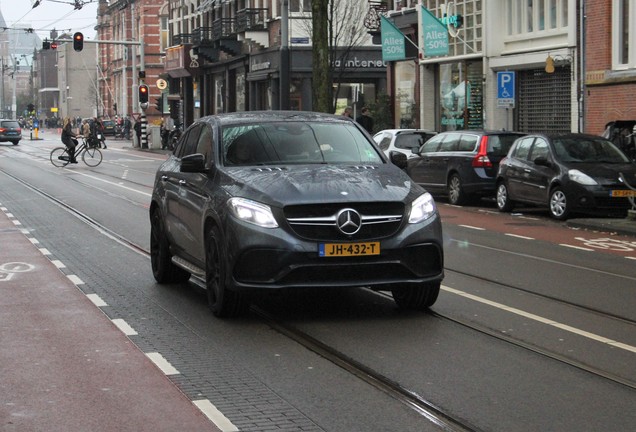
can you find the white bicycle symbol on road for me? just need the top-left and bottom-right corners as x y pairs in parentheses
(575, 237), (636, 251)
(0, 262), (35, 282)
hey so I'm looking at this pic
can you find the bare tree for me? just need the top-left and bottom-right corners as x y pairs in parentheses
(309, 0), (371, 113)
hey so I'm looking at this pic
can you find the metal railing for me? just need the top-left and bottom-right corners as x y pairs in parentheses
(236, 8), (268, 33)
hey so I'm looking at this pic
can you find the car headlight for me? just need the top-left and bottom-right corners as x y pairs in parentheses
(227, 198), (278, 228)
(408, 192), (437, 223)
(568, 169), (598, 186)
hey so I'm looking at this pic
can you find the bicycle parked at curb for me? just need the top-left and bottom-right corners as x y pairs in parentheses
(50, 136), (103, 167)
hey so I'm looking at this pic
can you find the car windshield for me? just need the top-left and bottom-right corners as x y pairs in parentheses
(553, 136), (631, 163)
(222, 121), (383, 166)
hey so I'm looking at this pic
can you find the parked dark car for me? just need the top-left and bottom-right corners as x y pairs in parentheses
(405, 130), (525, 205)
(0, 119), (22, 145)
(149, 111), (444, 317)
(373, 129), (437, 158)
(101, 119), (116, 136)
(496, 133), (636, 220)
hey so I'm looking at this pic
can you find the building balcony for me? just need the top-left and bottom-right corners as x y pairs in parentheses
(172, 33), (195, 46)
(236, 8), (268, 33)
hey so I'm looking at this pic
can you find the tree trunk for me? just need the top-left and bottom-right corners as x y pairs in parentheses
(312, 0), (331, 113)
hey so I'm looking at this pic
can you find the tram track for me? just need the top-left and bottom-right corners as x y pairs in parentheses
(3, 167), (635, 431)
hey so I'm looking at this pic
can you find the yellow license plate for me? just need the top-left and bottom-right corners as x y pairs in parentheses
(319, 242), (380, 257)
(610, 190), (636, 197)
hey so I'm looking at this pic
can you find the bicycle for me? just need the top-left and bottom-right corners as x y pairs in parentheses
(50, 137), (103, 167)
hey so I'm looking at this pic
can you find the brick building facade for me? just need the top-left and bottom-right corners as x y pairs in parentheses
(96, 0), (165, 125)
(584, 1), (636, 135)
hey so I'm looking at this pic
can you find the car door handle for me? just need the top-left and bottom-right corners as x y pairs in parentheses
(179, 180), (187, 185)
(524, 169), (532, 173)
(161, 175), (168, 181)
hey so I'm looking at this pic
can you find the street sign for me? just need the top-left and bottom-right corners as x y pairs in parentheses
(497, 71), (515, 108)
(157, 79), (167, 90)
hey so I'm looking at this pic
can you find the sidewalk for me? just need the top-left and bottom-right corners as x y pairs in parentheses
(0, 208), (219, 431)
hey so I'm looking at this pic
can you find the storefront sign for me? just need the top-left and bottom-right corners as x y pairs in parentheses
(332, 57), (387, 69)
(419, 6), (449, 57)
(380, 16), (406, 62)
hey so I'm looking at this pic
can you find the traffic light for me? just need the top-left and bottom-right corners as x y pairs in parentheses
(50, 41), (58, 50)
(155, 94), (164, 114)
(73, 32), (84, 52)
(139, 84), (149, 108)
(42, 40), (50, 50)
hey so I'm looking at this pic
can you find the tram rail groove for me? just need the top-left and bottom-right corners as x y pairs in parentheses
(252, 306), (480, 432)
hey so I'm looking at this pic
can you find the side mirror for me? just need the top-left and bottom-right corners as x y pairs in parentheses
(534, 156), (551, 167)
(181, 153), (207, 173)
(389, 150), (407, 169)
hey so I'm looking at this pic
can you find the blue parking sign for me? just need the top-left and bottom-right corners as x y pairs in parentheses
(497, 71), (515, 107)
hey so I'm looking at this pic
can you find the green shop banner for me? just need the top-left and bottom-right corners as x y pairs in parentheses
(380, 15), (406, 62)
(419, 6), (448, 57)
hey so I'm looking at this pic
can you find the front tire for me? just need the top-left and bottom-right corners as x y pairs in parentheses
(496, 182), (515, 212)
(50, 147), (70, 167)
(549, 187), (570, 220)
(82, 147), (103, 167)
(205, 226), (248, 318)
(391, 281), (440, 310)
(150, 210), (190, 283)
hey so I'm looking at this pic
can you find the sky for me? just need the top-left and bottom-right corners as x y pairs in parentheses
(1, 0), (99, 40)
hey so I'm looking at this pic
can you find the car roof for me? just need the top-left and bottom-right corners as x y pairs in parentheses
(436, 130), (525, 135)
(195, 111), (353, 127)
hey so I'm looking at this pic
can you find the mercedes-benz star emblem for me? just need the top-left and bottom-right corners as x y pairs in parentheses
(336, 208), (362, 235)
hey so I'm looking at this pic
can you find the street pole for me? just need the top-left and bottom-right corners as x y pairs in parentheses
(280, 0), (290, 110)
(139, 37), (148, 149)
(11, 55), (17, 120)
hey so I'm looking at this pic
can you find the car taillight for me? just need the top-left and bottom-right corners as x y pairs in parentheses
(472, 136), (492, 168)
(0, 128), (5, 133)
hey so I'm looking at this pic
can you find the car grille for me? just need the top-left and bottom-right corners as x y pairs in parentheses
(284, 202), (405, 241)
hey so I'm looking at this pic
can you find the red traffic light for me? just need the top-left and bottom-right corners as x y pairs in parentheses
(73, 32), (84, 52)
(138, 84), (149, 104)
(50, 41), (58, 50)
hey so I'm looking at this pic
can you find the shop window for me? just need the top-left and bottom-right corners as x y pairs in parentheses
(439, 61), (483, 131)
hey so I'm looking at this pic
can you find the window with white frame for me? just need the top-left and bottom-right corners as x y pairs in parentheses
(290, 0), (311, 13)
(613, 0), (635, 69)
(505, 0), (568, 37)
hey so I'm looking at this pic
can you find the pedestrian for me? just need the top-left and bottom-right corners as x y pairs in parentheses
(356, 107), (374, 133)
(81, 119), (91, 138)
(342, 106), (353, 118)
(134, 119), (142, 146)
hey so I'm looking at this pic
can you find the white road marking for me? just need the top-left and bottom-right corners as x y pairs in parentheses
(442, 285), (636, 354)
(559, 243), (595, 252)
(459, 224), (486, 230)
(146, 352), (180, 375)
(193, 399), (240, 432)
(67, 274), (84, 285)
(51, 260), (66, 268)
(505, 233), (535, 240)
(112, 318), (138, 336)
(86, 293), (106, 306)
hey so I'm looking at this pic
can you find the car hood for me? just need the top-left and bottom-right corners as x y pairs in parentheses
(572, 162), (636, 185)
(221, 164), (421, 207)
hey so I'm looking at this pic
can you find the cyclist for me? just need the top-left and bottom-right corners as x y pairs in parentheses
(61, 117), (79, 163)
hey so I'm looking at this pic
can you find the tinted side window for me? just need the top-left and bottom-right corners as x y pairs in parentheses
(530, 138), (549, 160)
(180, 125), (203, 157)
(421, 135), (443, 153)
(458, 134), (478, 152)
(196, 125), (213, 166)
(513, 137), (534, 161)
(174, 130), (190, 158)
(439, 134), (460, 152)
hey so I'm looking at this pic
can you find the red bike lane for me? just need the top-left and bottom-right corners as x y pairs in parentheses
(0, 208), (220, 431)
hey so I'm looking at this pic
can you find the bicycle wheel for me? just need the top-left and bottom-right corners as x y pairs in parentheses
(50, 147), (70, 167)
(82, 147), (103, 167)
